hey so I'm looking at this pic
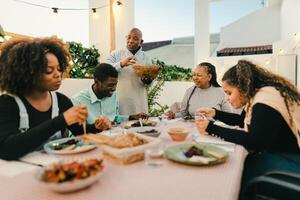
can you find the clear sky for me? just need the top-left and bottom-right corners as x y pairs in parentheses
(135, 0), (264, 42)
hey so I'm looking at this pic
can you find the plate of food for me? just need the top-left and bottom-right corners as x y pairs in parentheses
(37, 158), (104, 193)
(81, 132), (161, 164)
(128, 127), (161, 137)
(123, 119), (157, 129)
(44, 137), (97, 155)
(164, 143), (229, 166)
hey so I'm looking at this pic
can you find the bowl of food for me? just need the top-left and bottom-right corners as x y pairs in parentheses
(132, 64), (162, 79)
(38, 158), (104, 193)
(167, 127), (189, 141)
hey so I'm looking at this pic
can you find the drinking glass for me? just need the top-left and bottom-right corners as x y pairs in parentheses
(145, 144), (165, 167)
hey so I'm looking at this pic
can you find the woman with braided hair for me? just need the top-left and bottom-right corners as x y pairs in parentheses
(0, 37), (108, 160)
(195, 60), (300, 199)
(167, 62), (233, 120)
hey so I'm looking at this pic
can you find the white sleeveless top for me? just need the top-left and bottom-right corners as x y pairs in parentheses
(9, 92), (61, 140)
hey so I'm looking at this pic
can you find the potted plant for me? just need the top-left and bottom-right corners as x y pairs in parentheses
(67, 41), (100, 78)
(0, 25), (5, 43)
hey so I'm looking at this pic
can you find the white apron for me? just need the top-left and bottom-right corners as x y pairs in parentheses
(106, 48), (152, 115)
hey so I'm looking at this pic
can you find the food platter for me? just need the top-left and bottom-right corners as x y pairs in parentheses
(164, 143), (229, 166)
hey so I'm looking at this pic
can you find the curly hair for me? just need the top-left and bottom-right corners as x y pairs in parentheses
(0, 36), (71, 95)
(198, 62), (221, 87)
(222, 60), (300, 118)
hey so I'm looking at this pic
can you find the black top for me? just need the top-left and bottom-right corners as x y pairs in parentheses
(0, 92), (99, 160)
(207, 103), (300, 153)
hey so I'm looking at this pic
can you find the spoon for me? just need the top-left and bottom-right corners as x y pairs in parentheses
(139, 118), (143, 128)
(83, 121), (87, 134)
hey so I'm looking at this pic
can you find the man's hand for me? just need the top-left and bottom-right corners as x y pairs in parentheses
(63, 105), (88, 126)
(120, 56), (136, 67)
(141, 77), (153, 85)
(94, 115), (111, 130)
(129, 112), (148, 120)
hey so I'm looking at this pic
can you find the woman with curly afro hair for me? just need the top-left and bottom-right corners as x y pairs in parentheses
(195, 60), (300, 199)
(0, 37), (109, 160)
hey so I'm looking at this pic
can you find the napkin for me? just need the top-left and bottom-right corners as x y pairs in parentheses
(0, 161), (38, 177)
(20, 151), (59, 167)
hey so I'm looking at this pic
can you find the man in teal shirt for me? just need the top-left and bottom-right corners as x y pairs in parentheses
(73, 63), (147, 125)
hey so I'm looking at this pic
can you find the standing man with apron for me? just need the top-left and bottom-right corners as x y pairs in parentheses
(106, 28), (152, 115)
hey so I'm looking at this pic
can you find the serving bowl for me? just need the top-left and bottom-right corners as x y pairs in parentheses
(37, 158), (104, 193)
(167, 127), (189, 141)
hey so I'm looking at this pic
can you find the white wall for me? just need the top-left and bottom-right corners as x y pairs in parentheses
(206, 54), (275, 83)
(273, 37), (300, 87)
(280, 0), (300, 40)
(157, 81), (194, 106)
(114, 0), (135, 50)
(0, 0), (89, 46)
(194, 0), (210, 65)
(89, 0), (134, 62)
(220, 4), (281, 48)
(89, 0), (111, 61)
(58, 79), (94, 98)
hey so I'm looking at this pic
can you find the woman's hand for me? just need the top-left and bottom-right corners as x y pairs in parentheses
(94, 115), (111, 130)
(195, 119), (209, 135)
(196, 108), (216, 118)
(63, 105), (88, 126)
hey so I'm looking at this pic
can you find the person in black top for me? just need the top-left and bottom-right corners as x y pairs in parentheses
(195, 60), (300, 199)
(0, 37), (108, 160)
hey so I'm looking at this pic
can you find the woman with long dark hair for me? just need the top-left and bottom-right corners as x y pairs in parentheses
(195, 60), (300, 199)
(168, 62), (232, 119)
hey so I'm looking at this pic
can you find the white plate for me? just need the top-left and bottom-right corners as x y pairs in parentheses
(44, 137), (97, 155)
(128, 127), (161, 137)
(38, 169), (103, 193)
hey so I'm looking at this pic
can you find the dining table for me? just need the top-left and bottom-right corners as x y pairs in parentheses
(0, 118), (248, 200)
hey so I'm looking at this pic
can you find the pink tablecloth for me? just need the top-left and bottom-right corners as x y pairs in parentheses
(0, 120), (248, 200)
(0, 146), (247, 200)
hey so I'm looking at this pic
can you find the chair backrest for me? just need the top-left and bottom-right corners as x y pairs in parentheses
(243, 170), (300, 200)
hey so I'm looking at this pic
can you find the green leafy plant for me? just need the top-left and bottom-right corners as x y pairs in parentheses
(68, 41), (100, 78)
(147, 77), (168, 116)
(147, 60), (192, 116)
(0, 25), (5, 44)
(156, 60), (192, 81)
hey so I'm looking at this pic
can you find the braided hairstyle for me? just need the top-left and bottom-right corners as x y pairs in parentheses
(0, 36), (71, 96)
(199, 62), (221, 87)
(222, 60), (300, 119)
